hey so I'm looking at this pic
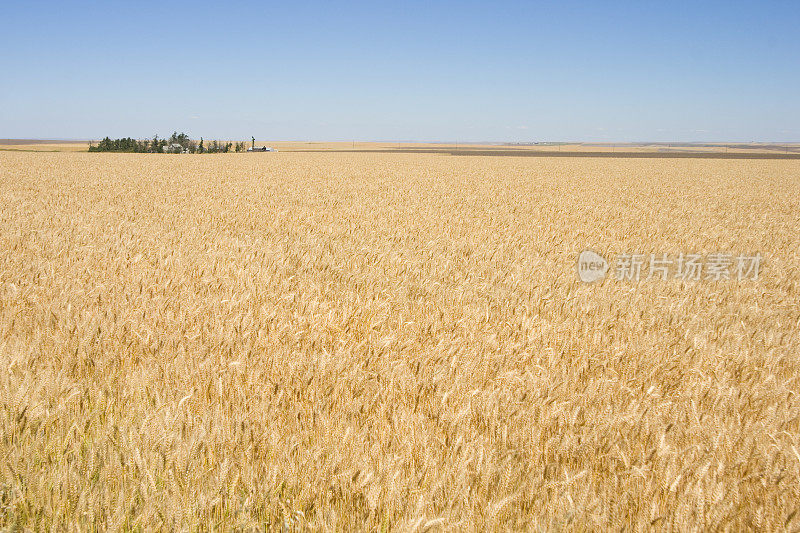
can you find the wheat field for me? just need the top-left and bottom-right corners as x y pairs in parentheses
(1, 150), (799, 530)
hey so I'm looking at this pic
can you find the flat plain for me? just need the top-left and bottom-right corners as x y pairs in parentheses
(1, 150), (799, 530)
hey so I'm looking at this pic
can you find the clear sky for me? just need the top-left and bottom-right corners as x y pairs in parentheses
(2, 1), (798, 142)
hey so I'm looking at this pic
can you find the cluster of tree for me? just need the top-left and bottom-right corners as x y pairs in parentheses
(89, 132), (242, 153)
(200, 139), (234, 153)
(88, 137), (153, 153)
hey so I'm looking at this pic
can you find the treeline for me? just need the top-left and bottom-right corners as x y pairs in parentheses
(89, 132), (248, 153)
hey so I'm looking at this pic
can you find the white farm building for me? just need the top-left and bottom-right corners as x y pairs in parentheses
(163, 143), (188, 154)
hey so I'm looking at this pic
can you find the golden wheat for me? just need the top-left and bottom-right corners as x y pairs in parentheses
(0, 150), (799, 530)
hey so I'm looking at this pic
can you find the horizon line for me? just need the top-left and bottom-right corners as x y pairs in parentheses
(3, 138), (800, 145)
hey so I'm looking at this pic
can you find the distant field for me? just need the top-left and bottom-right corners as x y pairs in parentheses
(0, 140), (90, 152)
(235, 141), (800, 157)
(1, 150), (799, 529)
(2, 139), (799, 157)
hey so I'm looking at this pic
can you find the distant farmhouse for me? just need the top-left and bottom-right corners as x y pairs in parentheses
(247, 136), (275, 152)
(163, 143), (188, 154)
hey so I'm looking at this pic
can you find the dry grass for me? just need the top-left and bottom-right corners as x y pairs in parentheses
(1, 150), (799, 530)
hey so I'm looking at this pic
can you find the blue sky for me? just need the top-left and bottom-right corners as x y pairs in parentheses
(2, 1), (798, 142)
